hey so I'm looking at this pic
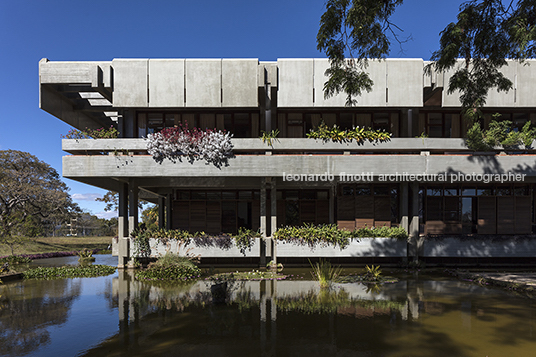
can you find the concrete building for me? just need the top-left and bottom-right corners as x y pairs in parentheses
(39, 58), (536, 266)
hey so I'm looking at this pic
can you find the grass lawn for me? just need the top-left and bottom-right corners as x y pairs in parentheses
(0, 236), (113, 256)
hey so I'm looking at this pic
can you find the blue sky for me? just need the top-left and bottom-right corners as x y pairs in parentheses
(0, 0), (461, 218)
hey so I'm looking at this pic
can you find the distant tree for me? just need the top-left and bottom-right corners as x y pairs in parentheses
(96, 190), (145, 212)
(141, 205), (159, 231)
(318, 0), (536, 111)
(0, 150), (77, 254)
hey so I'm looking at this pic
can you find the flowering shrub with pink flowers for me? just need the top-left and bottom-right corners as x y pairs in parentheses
(146, 124), (233, 168)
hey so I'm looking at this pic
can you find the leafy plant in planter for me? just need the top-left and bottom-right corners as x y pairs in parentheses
(130, 226), (261, 256)
(306, 121), (391, 143)
(273, 223), (408, 249)
(260, 129), (280, 146)
(233, 227), (261, 255)
(466, 117), (536, 150)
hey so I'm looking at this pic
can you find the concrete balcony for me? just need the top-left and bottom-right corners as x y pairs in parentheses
(62, 138), (536, 186)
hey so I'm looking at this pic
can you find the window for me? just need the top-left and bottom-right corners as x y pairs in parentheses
(372, 113), (390, 132)
(425, 112), (452, 138)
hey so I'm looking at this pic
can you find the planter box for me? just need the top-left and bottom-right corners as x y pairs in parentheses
(423, 237), (536, 257)
(276, 238), (407, 257)
(130, 238), (261, 258)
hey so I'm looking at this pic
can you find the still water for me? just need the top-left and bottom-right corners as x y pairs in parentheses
(1, 256), (536, 356)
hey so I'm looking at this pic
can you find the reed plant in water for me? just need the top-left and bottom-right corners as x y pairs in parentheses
(310, 259), (343, 288)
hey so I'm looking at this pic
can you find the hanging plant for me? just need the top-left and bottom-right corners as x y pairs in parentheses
(146, 124), (233, 168)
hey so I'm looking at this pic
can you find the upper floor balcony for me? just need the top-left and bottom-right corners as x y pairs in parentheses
(62, 138), (536, 181)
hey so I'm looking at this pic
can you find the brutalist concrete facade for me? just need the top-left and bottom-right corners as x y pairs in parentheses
(40, 58), (536, 267)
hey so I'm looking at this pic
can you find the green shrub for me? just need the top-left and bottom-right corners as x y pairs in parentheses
(0, 256), (32, 265)
(135, 252), (201, 281)
(23, 265), (116, 280)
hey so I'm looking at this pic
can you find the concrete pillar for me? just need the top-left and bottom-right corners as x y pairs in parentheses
(407, 109), (413, 137)
(409, 182), (421, 261)
(118, 183), (129, 268)
(165, 193), (172, 230)
(264, 68), (272, 133)
(270, 179), (277, 264)
(158, 196), (165, 229)
(400, 182), (409, 231)
(123, 110), (135, 138)
(128, 179), (138, 235)
(260, 178), (267, 266)
(329, 184), (336, 224)
(118, 114), (125, 138)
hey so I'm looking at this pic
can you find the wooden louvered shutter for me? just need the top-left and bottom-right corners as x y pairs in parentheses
(355, 196), (374, 228)
(277, 200), (286, 228)
(515, 197), (531, 234)
(173, 201), (190, 231)
(337, 196), (355, 230)
(497, 197), (515, 234)
(252, 200), (260, 232)
(300, 201), (316, 224)
(478, 197), (496, 234)
(316, 200), (330, 224)
(206, 201), (221, 234)
(222, 201), (236, 234)
(190, 201), (207, 232)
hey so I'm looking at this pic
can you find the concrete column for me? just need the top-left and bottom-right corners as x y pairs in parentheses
(260, 178), (267, 266)
(128, 179), (138, 235)
(158, 196), (165, 229)
(118, 114), (125, 138)
(400, 182), (409, 231)
(409, 182), (421, 261)
(165, 193), (172, 230)
(407, 109), (413, 137)
(329, 184), (336, 224)
(118, 183), (129, 268)
(123, 110), (135, 138)
(264, 68), (272, 133)
(270, 179), (277, 264)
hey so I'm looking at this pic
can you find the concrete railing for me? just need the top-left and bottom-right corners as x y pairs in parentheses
(62, 138), (536, 155)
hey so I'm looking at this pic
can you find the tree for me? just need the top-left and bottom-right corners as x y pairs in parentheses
(318, 0), (536, 110)
(426, 0), (536, 112)
(141, 205), (159, 231)
(0, 150), (77, 254)
(317, 0), (404, 106)
(96, 190), (145, 212)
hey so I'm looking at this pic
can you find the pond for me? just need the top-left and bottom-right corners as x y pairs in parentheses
(1, 256), (536, 356)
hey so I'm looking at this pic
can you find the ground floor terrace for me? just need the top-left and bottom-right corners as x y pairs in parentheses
(111, 178), (536, 267)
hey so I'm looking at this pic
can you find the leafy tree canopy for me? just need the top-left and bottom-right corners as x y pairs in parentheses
(318, 0), (536, 110)
(0, 150), (78, 254)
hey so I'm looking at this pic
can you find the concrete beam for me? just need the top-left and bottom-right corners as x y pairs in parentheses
(63, 138), (520, 154)
(63, 152), (536, 179)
